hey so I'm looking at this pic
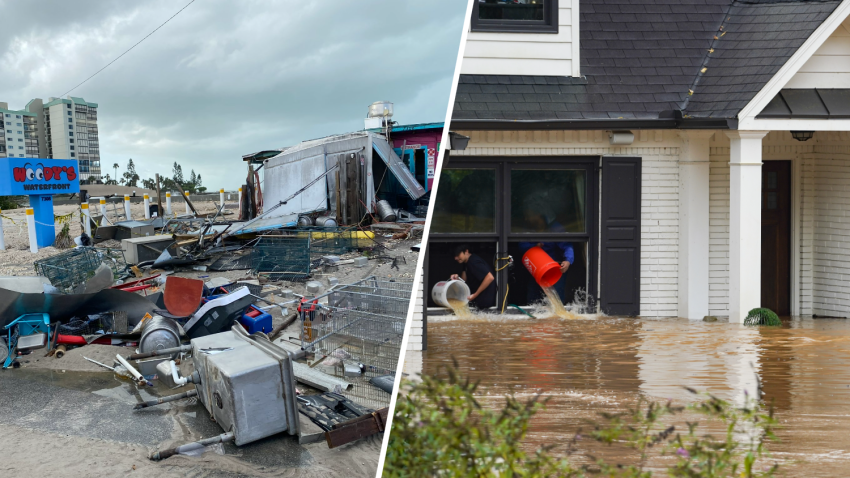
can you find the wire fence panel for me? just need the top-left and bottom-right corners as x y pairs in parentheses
(251, 236), (311, 280)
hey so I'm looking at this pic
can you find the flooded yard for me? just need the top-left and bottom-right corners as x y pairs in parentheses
(414, 315), (850, 476)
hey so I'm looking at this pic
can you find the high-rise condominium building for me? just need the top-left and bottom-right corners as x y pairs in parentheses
(0, 96), (101, 181)
(0, 102), (39, 160)
(31, 96), (101, 181)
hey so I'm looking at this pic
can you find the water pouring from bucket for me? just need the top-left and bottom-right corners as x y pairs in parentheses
(432, 280), (474, 319)
(522, 246), (578, 319)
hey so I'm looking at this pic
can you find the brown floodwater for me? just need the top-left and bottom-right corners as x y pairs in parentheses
(446, 298), (475, 319)
(419, 315), (850, 476)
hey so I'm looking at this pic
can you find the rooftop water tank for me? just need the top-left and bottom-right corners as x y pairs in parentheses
(367, 101), (393, 119)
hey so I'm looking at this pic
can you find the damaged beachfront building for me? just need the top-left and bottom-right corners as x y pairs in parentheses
(241, 102), (443, 232)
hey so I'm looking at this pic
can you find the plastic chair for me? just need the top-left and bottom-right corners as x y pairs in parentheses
(4, 313), (51, 369)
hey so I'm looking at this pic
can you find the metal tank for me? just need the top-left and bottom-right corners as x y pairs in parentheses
(376, 200), (396, 222)
(367, 101), (393, 119)
(139, 316), (182, 358)
(315, 216), (338, 228)
(190, 326), (299, 446)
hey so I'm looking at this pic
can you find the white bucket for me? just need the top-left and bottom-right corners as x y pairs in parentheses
(431, 280), (471, 308)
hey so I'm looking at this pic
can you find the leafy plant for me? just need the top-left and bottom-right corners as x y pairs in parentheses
(744, 308), (781, 326)
(384, 364), (779, 478)
(0, 196), (21, 210)
(384, 361), (579, 477)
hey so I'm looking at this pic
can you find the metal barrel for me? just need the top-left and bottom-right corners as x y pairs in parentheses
(376, 200), (396, 222)
(315, 216), (338, 228)
(139, 316), (182, 358)
(297, 216), (314, 226)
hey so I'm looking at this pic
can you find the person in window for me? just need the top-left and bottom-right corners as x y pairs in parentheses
(519, 208), (574, 304)
(450, 244), (497, 309)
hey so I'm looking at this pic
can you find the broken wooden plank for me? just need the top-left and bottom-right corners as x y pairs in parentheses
(173, 182), (198, 216)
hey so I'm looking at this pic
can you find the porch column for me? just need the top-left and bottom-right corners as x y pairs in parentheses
(725, 131), (768, 323)
(677, 131), (713, 319)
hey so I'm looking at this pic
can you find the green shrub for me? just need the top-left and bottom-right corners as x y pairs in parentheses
(385, 362), (579, 477)
(384, 364), (779, 478)
(0, 196), (21, 211)
(744, 308), (781, 326)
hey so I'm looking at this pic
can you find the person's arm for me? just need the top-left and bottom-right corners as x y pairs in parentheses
(450, 270), (468, 281)
(559, 243), (574, 272)
(469, 272), (494, 301)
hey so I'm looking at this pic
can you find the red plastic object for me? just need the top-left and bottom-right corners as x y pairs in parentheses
(245, 308), (261, 318)
(298, 297), (318, 313)
(112, 274), (160, 290)
(121, 284), (153, 293)
(56, 335), (138, 346)
(163, 276), (204, 317)
(522, 246), (562, 288)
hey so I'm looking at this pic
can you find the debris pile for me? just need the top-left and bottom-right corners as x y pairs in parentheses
(0, 195), (419, 459)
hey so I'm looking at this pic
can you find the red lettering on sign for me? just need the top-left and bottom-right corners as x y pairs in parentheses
(13, 167), (26, 182)
(66, 167), (77, 181)
(44, 167), (53, 180)
(52, 166), (62, 180)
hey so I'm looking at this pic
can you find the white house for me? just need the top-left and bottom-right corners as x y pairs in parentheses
(409, 0), (850, 351)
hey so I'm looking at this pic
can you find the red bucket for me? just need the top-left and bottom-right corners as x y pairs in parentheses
(522, 246), (562, 288)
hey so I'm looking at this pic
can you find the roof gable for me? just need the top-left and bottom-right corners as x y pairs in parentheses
(784, 17), (850, 88)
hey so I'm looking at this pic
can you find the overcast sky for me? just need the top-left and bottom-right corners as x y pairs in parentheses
(0, 0), (465, 189)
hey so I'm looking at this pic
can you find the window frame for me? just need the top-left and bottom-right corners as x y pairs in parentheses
(427, 154), (599, 314)
(471, 0), (559, 34)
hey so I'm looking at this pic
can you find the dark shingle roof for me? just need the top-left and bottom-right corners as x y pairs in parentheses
(453, 0), (841, 126)
(686, 0), (840, 117)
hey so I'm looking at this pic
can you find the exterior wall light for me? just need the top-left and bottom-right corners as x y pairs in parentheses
(791, 131), (814, 142)
(609, 130), (635, 145)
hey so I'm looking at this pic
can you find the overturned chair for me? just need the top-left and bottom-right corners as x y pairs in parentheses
(3, 313), (51, 369)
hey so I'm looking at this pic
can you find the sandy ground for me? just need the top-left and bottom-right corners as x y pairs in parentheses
(0, 200), (228, 275)
(0, 203), (420, 477)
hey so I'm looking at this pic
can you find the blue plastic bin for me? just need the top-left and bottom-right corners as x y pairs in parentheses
(239, 305), (273, 334)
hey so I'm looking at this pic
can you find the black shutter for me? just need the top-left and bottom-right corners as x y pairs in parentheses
(600, 157), (641, 316)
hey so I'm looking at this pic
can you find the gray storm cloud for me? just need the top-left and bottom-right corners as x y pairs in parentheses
(0, 0), (464, 188)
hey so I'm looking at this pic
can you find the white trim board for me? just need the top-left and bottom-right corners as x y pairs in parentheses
(571, 0), (581, 77)
(737, 0), (850, 126)
(738, 118), (850, 131)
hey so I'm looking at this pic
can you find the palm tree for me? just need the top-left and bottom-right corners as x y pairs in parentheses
(113, 163), (119, 181)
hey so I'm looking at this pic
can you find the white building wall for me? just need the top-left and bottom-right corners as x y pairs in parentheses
(785, 18), (850, 89)
(407, 265), (425, 351)
(800, 141), (850, 316)
(0, 110), (34, 158)
(462, 0), (580, 77)
(48, 103), (71, 160)
(708, 144), (731, 316)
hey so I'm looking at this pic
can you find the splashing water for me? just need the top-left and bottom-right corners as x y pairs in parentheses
(446, 298), (475, 320)
(542, 287), (581, 320)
